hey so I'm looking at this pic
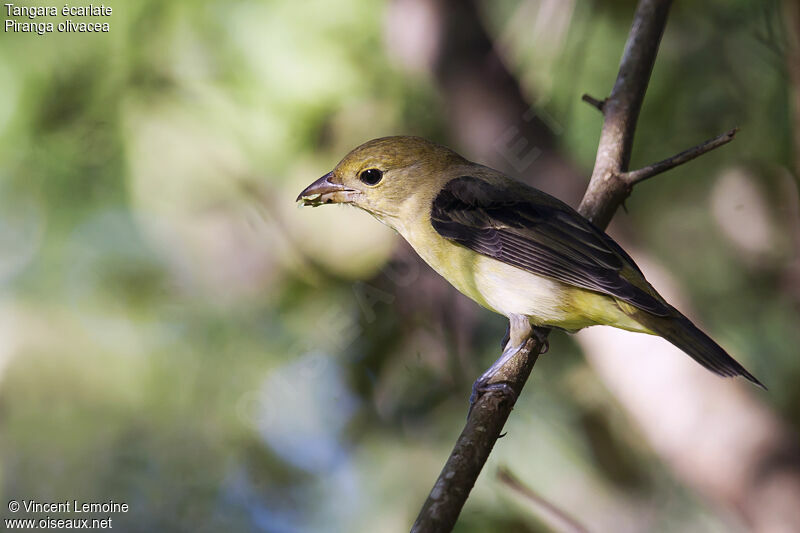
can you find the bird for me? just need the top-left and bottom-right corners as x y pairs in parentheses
(297, 136), (764, 400)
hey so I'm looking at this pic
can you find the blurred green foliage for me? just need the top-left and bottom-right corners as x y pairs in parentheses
(0, 0), (797, 531)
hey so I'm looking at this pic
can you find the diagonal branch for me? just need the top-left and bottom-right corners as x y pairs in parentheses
(497, 466), (589, 533)
(411, 334), (544, 533)
(412, 1), (677, 531)
(622, 128), (738, 184)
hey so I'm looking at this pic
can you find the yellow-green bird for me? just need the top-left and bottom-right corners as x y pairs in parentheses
(297, 136), (763, 396)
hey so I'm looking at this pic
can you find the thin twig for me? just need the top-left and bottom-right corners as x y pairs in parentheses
(412, 1), (675, 532)
(497, 467), (590, 533)
(581, 93), (606, 112)
(622, 128), (738, 184)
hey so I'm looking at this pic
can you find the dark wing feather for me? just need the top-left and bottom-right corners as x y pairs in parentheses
(431, 176), (669, 316)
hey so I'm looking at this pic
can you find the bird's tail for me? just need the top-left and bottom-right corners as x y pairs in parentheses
(632, 307), (765, 389)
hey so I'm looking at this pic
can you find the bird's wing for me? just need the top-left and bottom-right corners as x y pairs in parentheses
(430, 176), (670, 316)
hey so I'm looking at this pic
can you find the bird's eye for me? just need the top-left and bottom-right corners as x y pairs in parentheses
(359, 168), (383, 186)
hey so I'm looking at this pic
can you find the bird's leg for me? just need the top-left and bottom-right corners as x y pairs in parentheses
(536, 329), (550, 354)
(500, 322), (511, 350)
(470, 314), (532, 407)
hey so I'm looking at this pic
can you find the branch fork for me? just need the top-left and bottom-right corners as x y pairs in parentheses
(582, 93), (738, 187)
(412, 1), (740, 531)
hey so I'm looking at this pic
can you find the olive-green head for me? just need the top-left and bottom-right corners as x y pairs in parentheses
(297, 136), (466, 224)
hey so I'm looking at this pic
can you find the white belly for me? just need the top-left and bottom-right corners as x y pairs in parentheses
(472, 255), (571, 322)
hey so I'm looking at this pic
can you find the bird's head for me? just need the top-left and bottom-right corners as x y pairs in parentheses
(297, 136), (467, 227)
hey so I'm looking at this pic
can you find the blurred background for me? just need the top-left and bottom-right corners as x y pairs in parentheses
(1, 0), (798, 531)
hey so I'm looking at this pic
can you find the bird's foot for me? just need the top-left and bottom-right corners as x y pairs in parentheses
(467, 338), (525, 417)
(532, 327), (549, 354)
(469, 379), (517, 413)
(467, 315), (535, 417)
(538, 338), (550, 354)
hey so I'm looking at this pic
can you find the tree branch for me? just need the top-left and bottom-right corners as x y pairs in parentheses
(581, 93), (606, 112)
(578, 0), (673, 228)
(412, 1), (677, 531)
(622, 128), (738, 184)
(411, 334), (544, 532)
(497, 467), (589, 533)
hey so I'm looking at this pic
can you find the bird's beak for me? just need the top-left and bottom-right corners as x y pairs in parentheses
(296, 172), (359, 207)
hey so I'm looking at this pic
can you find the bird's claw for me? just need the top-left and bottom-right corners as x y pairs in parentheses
(468, 379), (518, 417)
(539, 339), (549, 354)
(532, 327), (550, 354)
